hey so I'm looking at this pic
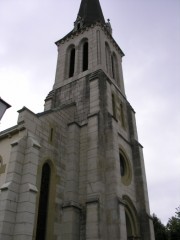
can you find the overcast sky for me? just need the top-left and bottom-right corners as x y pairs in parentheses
(0, 0), (180, 225)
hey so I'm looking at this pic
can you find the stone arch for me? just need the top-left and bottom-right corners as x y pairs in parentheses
(123, 195), (140, 239)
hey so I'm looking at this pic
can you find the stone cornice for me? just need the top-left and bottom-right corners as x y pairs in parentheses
(55, 22), (124, 57)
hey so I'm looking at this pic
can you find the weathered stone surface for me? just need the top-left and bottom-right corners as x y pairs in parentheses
(0, 1), (155, 240)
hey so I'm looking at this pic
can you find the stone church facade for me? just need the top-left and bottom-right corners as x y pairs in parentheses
(0, 0), (155, 239)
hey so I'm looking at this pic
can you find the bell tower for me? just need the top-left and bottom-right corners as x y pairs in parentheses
(43, 0), (155, 239)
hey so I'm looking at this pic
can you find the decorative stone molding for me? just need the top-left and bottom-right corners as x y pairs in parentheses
(28, 184), (38, 193)
(86, 195), (100, 204)
(62, 201), (82, 210)
(117, 196), (126, 206)
(31, 138), (41, 150)
(87, 111), (99, 119)
(11, 138), (22, 147)
(0, 181), (11, 191)
(55, 22), (124, 56)
(28, 135), (41, 150)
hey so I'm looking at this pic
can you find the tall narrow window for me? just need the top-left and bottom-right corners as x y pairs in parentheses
(120, 102), (125, 128)
(36, 163), (51, 240)
(112, 94), (116, 118)
(83, 42), (88, 71)
(105, 42), (111, 74)
(69, 48), (75, 77)
(77, 22), (81, 30)
(49, 127), (54, 143)
(111, 55), (115, 79)
(111, 53), (119, 83)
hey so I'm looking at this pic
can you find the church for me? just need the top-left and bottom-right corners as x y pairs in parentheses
(0, 0), (155, 239)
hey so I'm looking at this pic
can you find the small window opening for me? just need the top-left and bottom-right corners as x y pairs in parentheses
(77, 22), (81, 30)
(111, 55), (115, 79)
(105, 43), (111, 74)
(36, 163), (51, 240)
(112, 94), (116, 118)
(83, 42), (88, 71)
(120, 103), (125, 128)
(50, 128), (54, 142)
(69, 48), (75, 78)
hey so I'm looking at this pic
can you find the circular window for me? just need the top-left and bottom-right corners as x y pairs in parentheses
(119, 151), (132, 185)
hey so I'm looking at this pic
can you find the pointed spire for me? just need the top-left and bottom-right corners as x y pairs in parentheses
(76, 0), (105, 27)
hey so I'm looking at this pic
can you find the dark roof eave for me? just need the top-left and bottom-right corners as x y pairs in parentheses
(0, 97), (11, 108)
(0, 124), (26, 140)
(55, 30), (74, 46)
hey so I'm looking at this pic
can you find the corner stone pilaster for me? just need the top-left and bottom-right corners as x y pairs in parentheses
(0, 137), (26, 240)
(62, 122), (81, 240)
(132, 140), (155, 240)
(13, 135), (41, 240)
(86, 197), (100, 240)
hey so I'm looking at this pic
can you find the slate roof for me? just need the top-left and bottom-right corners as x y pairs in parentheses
(77, 0), (105, 26)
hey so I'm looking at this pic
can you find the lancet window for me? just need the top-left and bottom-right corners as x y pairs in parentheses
(105, 42), (111, 74)
(69, 47), (76, 77)
(36, 163), (51, 240)
(82, 41), (89, 71)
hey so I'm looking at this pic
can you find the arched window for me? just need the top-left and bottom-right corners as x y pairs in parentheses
(120, 102), (125, 128)
(105, 42), (111, 74)
(111, 52), (119, 82)
(83, 41), (88, 71)
(111, 55), (115, 79)
(69, 47), (76, 77)
(112, 93), (116, 118)
(36, 163), (51, 240)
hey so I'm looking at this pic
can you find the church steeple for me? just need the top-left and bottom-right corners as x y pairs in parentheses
(0, 1), (155, 240)
(75, 0), (106, 30)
